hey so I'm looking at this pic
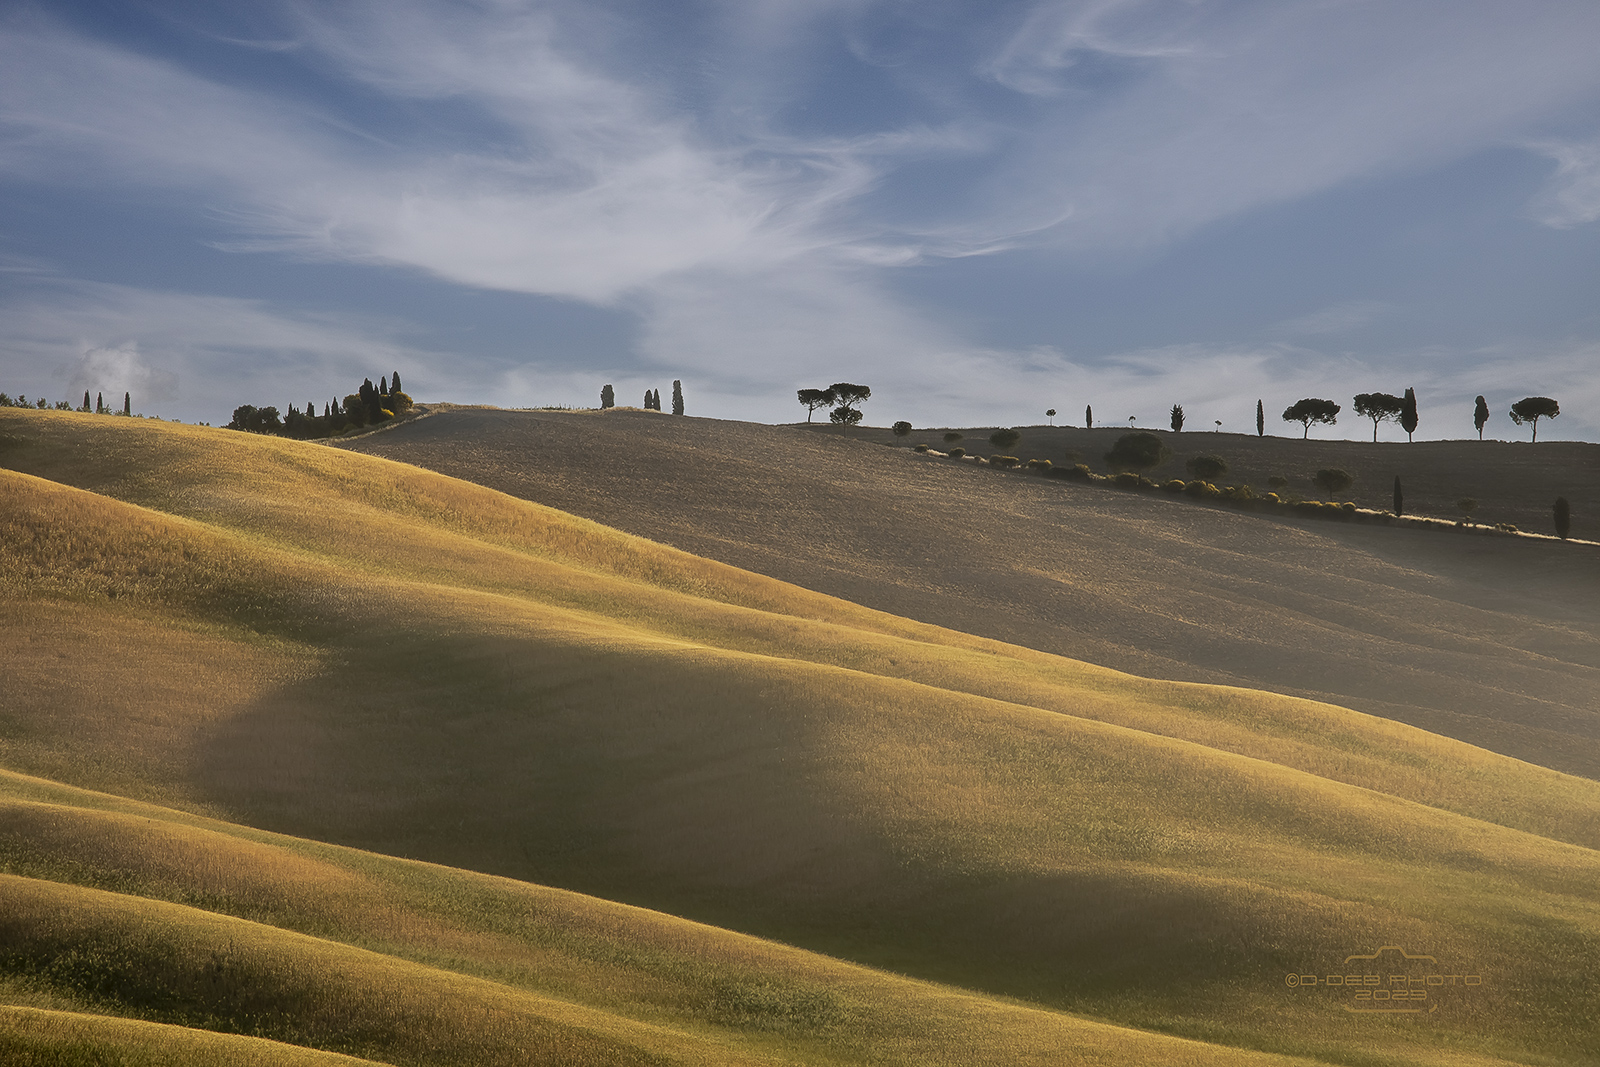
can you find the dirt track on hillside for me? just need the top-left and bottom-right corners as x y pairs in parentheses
(343, 407), (1600, 779)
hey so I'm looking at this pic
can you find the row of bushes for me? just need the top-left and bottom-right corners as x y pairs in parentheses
(915, 445), (1571, 537)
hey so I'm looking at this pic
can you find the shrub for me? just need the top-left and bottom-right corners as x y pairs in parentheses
(1495, 523), (1519, 533)
(1313, 467), (1354, 499)
(1263, 492), (1281, 504)
(1267, 475), (1289, 490)
(1114, 472), (1141, 488)
(1224, 485), (1254, 502)
(914, 444), (929, 453)
(1104, 432), (1169, 473)
(948, 447), (965, 458)
(991, 455), (1020, 469)
(1186, 454), (1228, 481)
(1162, 479), (1186, 492)
(990, 428), (1021, 451)
(1184, 480), (1219, 499)
(1050, 463), (1092, 481)
(893, 420), (912, 438)
(1026, 458), (1052, 471)
(943, 432), (963, 443)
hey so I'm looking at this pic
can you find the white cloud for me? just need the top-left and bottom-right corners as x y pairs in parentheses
(66, 342), (178, 406)
(976, 0), (1600, 249)
(0, 279), (438, 420)
(1525, 138), (1600, 228)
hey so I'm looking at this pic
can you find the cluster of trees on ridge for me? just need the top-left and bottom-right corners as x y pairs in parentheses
(0, 389), (133, 415)
(796, 383), (872, 424)
(799, 385), (1562, 443)
(227, 373), (411, 438)
(599, 380), (684, 414)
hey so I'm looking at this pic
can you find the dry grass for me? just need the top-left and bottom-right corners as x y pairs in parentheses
(2, 408), (1599, 1066)
(0, 776), (1339, 1067)
(0, 1006), (388, 1066)
(338, 406), (1600, 779)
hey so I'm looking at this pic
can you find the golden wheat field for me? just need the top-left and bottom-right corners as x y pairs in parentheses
(345, 406), (1600, 780)
(3, 406), (1599, 1066)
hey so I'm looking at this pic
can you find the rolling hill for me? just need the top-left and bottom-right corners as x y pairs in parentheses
(3, 407), (1600, 1066)
(342, 406), (1600, 780)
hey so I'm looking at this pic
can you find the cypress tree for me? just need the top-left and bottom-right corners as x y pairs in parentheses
(123, 391), (131, 416)
(1400, 387), (1418, 441)
(672, 380), (684, 416)
(1393, 476), (1403, 517)
(1554, 497), (1571, 540)
(391, 371), (403, 395)
(81, 390), (91, 412)
(601, 384), (615, 409)
(1473, 395), (1489, 440)
(96, 392), (104, 414)
(380, 375), (389, 396)
(1256, 399), (1264, 437)
(1085, 404), (1093, 429)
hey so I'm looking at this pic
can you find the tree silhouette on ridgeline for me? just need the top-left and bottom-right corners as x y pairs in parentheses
(1400, 387), (1418, 441)
(797, 387), (834, 422)
(827, 382), (870, 425)
(1474, 395), (1490, 440)
(1353, 392), (1403, 442)
(1509, 397), (1559, 441)
(1281, 398), (1339, 438)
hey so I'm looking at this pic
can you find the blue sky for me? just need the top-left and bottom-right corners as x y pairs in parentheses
(2, 0), (1598, 440)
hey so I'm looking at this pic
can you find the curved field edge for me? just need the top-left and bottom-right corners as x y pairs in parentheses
(2, 412), (1599, 1064)
(0, 1006), (391, 1066)
(0, 777), (1328, 1067)
(3, 410), (1597, 851)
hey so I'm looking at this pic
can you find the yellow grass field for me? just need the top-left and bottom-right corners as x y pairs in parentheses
(3, 408), (1599, 1065)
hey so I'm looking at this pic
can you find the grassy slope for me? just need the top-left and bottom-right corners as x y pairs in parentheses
(3, 408), (1599, 1065)
(0, 771), (1334, 1067)
(341, 407), (1600, 779)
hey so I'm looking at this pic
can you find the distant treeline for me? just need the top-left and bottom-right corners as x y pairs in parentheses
(229, 374), (412, 438)
(0, 389), (132, 415)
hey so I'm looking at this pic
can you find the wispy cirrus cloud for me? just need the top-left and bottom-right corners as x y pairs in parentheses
(1, 2), (1598, 438)
(973, 0), (1600, 250)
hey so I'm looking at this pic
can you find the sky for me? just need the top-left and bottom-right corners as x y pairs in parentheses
(2, 0), (1598, 441)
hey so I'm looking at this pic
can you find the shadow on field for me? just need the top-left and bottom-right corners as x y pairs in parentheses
(347, 408), (1600, 779)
